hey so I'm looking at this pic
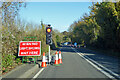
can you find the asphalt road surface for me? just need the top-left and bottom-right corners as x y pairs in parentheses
(34, 47), (112, 79)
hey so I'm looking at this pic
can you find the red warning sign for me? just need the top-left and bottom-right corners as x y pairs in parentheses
(18, 41), (41, 56)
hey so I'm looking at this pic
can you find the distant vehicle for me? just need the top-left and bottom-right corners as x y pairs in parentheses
(84, 45), (86, 48)
(68, 42), (71, 44)
(67, 42), (72, 46)
(62, 42), (72, 46)
(64, 42), (68, 45)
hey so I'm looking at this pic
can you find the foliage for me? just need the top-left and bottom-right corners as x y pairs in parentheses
(62, 31), (71, 43)
(1, 2), (63, 73)
(16, 58), (21, 64)
(68, 2), (120, 53)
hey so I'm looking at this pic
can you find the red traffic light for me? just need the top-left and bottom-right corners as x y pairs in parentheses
(47, 28), (51, 33)
(46, 27), (52, 44)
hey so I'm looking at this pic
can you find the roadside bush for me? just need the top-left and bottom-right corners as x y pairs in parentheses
(1, 2), (63, 74)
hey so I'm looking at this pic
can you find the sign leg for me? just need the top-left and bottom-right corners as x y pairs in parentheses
(34, 56), (36, 65)
(22, 56), (24, 64)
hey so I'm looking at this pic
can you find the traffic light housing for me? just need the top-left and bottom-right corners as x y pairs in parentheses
(46, 27), (52, 45)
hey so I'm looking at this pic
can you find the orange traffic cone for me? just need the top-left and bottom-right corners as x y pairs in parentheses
(54, 51), (59, 65)
(41, 52), (47, 67)
(58, 51), (63, 64)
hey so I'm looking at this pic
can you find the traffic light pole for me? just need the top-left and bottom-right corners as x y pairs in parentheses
(46, 24), (52, 64)
(49, 45), (51, 64)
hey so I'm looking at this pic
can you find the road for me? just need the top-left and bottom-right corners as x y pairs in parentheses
(32, 46), (114, 79)
(76, 47), (120, 75)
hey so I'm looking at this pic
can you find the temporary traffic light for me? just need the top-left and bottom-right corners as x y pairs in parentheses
(47, 28), (51, 33)
(46, 27), (52, 45)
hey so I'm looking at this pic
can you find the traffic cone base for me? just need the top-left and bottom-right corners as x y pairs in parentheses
(59, 59), (63, 64)
(53, 64), (61, 66)
(55, 60), (59, 65)
(41, 62), (47, 67)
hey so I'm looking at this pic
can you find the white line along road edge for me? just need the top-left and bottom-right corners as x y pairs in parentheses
(32, 68), (45, 79)
(71, 47), (120, 79)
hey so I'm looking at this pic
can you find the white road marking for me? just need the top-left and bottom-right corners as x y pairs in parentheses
(71, 47), (120, 79)
(77, 53), (114, 78)
(32, 68), (44, 79)
(84, 55), (120, 78)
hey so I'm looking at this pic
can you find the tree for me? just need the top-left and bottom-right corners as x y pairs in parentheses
(68, 1), (120, 53)
(1, 2), (26, 28)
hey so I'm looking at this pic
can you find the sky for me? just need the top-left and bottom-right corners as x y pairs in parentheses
(19, 2), (92, 32)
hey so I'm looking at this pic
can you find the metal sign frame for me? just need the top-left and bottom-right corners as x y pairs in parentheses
(19, 36), (40, 65)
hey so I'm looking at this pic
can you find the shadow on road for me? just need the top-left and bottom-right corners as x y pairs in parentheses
(76, 47), (120, 75)
(59, 46), (120, 77)
(60, 46), (75, 53)
(58, 46), (120, 75)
